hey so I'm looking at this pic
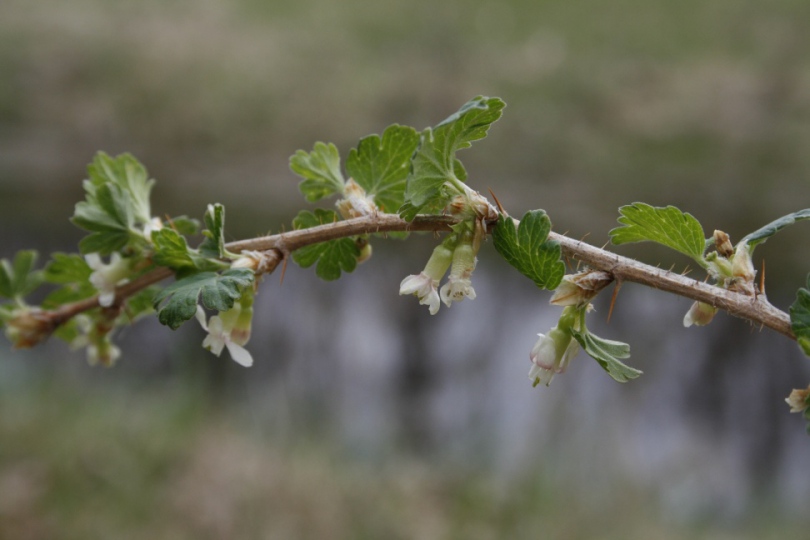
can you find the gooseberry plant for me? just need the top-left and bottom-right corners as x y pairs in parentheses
(2, 96), (810, 431)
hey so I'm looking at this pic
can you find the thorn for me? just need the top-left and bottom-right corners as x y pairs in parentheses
(607, 280), (622, 324)
(488, 188), (506, 214)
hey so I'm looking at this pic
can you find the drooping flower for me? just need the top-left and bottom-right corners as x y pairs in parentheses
(785, 386), (810, 413)
(195, 305), (254, 367)
(400, 273), (441, 315)
(439, 241), (477, 307)
(683, 301), (718, 327)
(399, 242), (454, 315)
(86, 252), (131, 307)
(528, 326), (580, 387)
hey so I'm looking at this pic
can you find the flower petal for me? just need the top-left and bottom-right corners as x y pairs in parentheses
(225, 342), (254, 367)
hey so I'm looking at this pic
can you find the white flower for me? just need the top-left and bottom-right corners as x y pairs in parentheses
(143, 217), (164, 237)
(86, 253), (131, 307)
(528, 327), (579, 387)
(440, 275), (477, 307)
(195, 306), (253, 367)
(785, 387), (810, 413)
(399, 242), (453, 315)
(399, 273), (441, 315)
(683, 301), (718, 327)
(439, 242), (477, 308)
(87, 342), (121, 367)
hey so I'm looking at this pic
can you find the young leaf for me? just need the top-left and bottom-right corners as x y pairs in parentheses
(151, 228), (225, 273)
(86, 151), (155, 224)
(400, 96), (505, 220)
(0, 250), (44, 299)
(571, 329), (642, 383)
(345, 124), (419, 213)
(42, 253), (96, 307)
(291, 209), (360, 281)
(610, 203), (706, 264)
(72, 182), (140, 255)
(741, 209), (810, 251)
(492, 210), (565, 290)
(152, 269), (254, 330)
(199, 203), (231, 259)
(790, 274), (810, 357)
(290, 142), (346, 202)
(168, 216), (201, 236)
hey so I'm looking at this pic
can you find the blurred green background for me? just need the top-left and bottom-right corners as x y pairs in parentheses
(1, 0), (810, 538)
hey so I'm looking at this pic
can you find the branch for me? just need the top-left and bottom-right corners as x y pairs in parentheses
(40, 212), (793, 340)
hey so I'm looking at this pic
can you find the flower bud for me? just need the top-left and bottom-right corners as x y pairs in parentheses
(713, 230), (734, 258)
(4, 308), (55, 348)
(550, 270), (613, 307)
(683, 301), (718, 327)
(785, 386), (810, 414)
(336, 179), (377, 219)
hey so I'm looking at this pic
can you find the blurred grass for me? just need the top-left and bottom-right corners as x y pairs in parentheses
(0, 380), (805, 540)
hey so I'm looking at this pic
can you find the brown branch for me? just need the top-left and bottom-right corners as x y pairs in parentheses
(36, 212), (794, 341)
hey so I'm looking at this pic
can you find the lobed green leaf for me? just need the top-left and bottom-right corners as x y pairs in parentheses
(741, 209), (810, 251)
(152, 268), (254, 330)
(291, 209), (360, 280)
(790, 274), (810, 357)
(86, 151), (154, 223)
(345, 124), (419, 213)
(0, 250), (44, 299)
(400, 96), (505, 220)
(571, 330), (641, 383)
(492, 210), (565, 290)
(610, 203), (706, 264)
(290, 142), (345, 203)
(199, 203), (230, 259)
(152, 228), (225, 273)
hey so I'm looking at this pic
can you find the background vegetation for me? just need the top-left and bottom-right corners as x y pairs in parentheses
(1, 0), (809, 537)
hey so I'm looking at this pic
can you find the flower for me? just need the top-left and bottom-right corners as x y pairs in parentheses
(86, 252), (131, 307)
(195, 305), (254, 367)
(87, 341), (121, 367)
(399, 242), (454, 315)
(528, 326), (580, 387)
(440, 275), (477, 307)
(683, 301), (718, 327)
(400, 273), (441, 315)
(439, 242), (477, 307)
(785, 386), (810, 413)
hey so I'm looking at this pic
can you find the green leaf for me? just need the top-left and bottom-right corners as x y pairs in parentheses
(610, 203), (706, 264)
(741, 209), (810, 251)
(790, 274), (810, 357)
(152, 268), (254, 330)
(42, 253), (96, 307)
(199, 203), (231, 259)
(290, 142), (346, 203)
(0, 250), (44, 299)
(492, 210), (565, 290)
(152, 228), (224, 273)
(291, 209), (360, 280)
(71, 153), (157, 255)
(571, 329), (642, 383)
(44, 253), (92, 284)
(169, 216), (201, 236)
(400, 96), (505, 220)
(86, 151), (154, 223)
(345, 124), (419, 213)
